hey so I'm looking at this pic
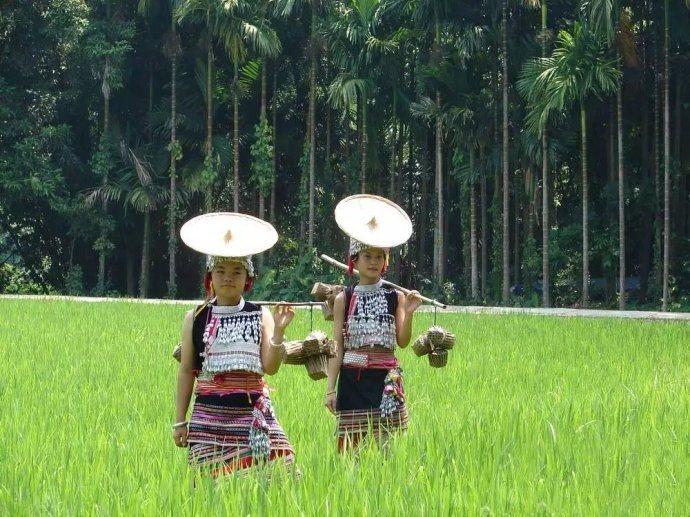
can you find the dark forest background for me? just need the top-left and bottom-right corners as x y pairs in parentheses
(1, 0), (689, 309)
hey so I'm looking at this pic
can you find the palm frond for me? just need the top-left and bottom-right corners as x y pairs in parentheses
(84, 184), (126, 208)
(582, 0), (615, 44)
(241, 21), (282, 58)
(127, 187), (155, 213)
(410, 96), (439, 125)
(328, 73), (370, 110)
(119, 142), (153, 187)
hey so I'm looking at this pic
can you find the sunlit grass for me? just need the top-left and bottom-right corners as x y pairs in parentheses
(1, 299), (688, 515)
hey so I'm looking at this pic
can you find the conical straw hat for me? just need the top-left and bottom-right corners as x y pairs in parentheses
(334, 194), (412, 248)
(180, 212), (278, 256)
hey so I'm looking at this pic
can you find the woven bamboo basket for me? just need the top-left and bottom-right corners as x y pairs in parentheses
(311, 282), (332, 301)
(412, 333), (431, 357)
(427, 326), (447, 348)
(439, 331), (456, 350)
(303, 330), (327, 355)
(428, 349), (448, 368)
(305, 354), (329, 380)
(283, 340), (308, 365)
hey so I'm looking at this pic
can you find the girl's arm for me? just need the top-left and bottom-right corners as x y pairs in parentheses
(261, 304), (293, 375)
(325, 293), (346, 413)
(395, 290), (423, 348)
(174, 311), (195, 442)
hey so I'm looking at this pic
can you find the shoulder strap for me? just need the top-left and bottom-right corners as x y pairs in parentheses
(343, 285), (357, 335)
(191, 302), (212, 370)
(387, 287), (399, 314)
(194, 298), (212, 318)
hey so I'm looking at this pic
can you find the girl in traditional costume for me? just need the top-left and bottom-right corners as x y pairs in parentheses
(324, 195), (423, 452)
(172, 213), (295, 476)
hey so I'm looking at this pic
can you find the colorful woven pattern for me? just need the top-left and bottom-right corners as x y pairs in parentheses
(336, 405), (409, 438)
(187, 373), (294, 473)
(195, 371), (265, 396)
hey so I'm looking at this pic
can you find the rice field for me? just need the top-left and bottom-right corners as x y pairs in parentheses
(1, 298), (689, 516)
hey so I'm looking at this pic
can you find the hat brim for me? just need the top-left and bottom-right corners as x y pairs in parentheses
(180, 212), (278, 256)
(335, 194), (412, 248)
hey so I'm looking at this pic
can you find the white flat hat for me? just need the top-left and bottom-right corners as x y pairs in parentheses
(335, 194), (412, 248)
(180, 212), (278, 256)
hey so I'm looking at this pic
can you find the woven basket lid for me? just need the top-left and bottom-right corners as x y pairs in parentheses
(180, 212), (278, 256)
(334, 194), (412, 248)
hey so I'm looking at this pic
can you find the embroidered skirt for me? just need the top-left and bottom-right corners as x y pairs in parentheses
(336, 350), (408, 443)
(187, 373), (294, 474)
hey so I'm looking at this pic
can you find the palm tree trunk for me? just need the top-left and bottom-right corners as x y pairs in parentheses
(361, 97), (368, 193)
(541, 0), (550, 308)
(326, 102), (331, 167)
(638, 22), (654, 303)
(261, 60), (267, 122)
(139, 211), (151, 298)
(360, 96), (369, 194)
(542, 128), (550, 306)
(501, 0), (510, 304)
(418, 133), (429, 273)
(232, 62), (240, 211)
(581, 105), (590, 307)
(653, 26), (661, 294)
(396, 123), (405, 203)
(389, 94), (397, 200)
(167, 21), (178, 298)
(258, 60), (267, 268)
(618, 81), (626, 310)
(470, 147), (478, 300)
(97, 58), (111, 295)
(671, 77), (676, 254)
(662, 0), (671, 311)
(126, 244), (135, 297)
(609, 108), (616, 186)
(480, 144), (488, 299)
(639, 23), (651, 302)
(434, 90), (444, 283)
(270, 62), (277, 226)
(204, 7), (213, 211)
(443, 147), (450, 270)
(308, 34), (316, 248)
(431, 5), (443, 283)
(513, 179), (520, 288)
(205, 57), (212, 162)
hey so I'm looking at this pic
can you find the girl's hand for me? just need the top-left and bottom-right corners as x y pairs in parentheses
(172, 426), (188, 448)
(324, 391), (337, 414)
(404, 290), (423, 314)
(273, 302), (295, 332)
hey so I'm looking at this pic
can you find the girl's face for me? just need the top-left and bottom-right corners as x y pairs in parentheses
(354, 248), (387, 279)
(211, 261), (247, 299)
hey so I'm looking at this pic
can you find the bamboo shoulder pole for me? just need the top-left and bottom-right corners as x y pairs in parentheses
(319, 254), (447, 309)
(254, 301), (323, 307)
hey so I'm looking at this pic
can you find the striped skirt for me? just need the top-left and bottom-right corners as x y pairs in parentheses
(187, 373), (294, 474)
(336, 350), (408, 447)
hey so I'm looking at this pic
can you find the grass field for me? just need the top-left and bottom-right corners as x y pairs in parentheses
(1, 299), (688, 515)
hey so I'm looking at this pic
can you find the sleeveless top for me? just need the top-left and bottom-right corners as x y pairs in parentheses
(192, 298), (264, 378)
(344, 280), (398, 350)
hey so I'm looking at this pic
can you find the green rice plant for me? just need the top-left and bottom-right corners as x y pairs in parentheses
(0, 299), (688, 515)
